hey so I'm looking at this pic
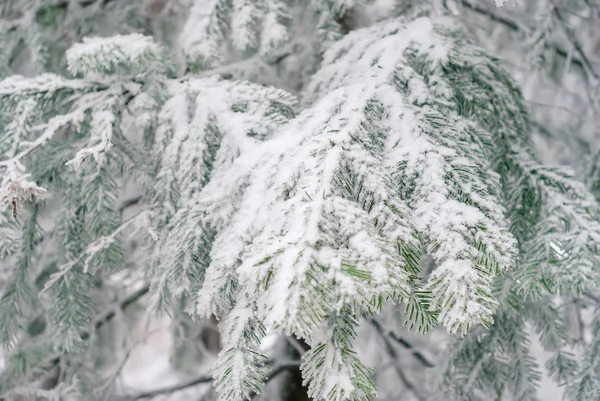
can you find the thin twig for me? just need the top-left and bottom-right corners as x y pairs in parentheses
(118, 361), (301, 401)
(42, 211), (155, 291)
(90, 284), (151, 336)
(368, 318), (435, 369)
(549, 2), (600, 120)
(118, 374), (213, 400)
(97, 328), (162, 400)
(456, 0), (589, 71)
(119, 195), (143, 215)
(369, 318), (429, 401)
(551, 3), (600, 81)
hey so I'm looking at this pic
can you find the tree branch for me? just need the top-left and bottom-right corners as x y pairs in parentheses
(369, 318), (428, 401)
(551, 3), (600, 81)
(118, 361), (301, 401)
(89, 284), (150, 336)
(42, 211), (155, 292)
(118, 374), (213, 401)
(119, 195), (143, 213)
(368, 318), (435, 369)
(456, 0), (589, 71)
(550, 1), (600, 117)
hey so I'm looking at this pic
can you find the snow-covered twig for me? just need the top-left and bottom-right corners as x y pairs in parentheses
(65, 110), (114, 169)
(0, 160), (46, 219)
(42, 211), (157, 292)
(0, 109), (85, 168)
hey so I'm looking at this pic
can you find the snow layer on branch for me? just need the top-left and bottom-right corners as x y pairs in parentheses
(214, 293), (267, 401)
(304, 17), (447, 104)
(0, 161), (46, 219)
(149, 77), (296, 314)
(301, 17), (516, 334)
(147, 77), (296, 399)
(0, 108), (86, 213)
(231, 0), (261, 51)
(302, 309), (375, 401)
(0, 74), (93, 101)
(260, 0), (291, 59)
(65, 110), (114, 170)
(66, 34), (166, 78)
(181, 0), (291, 70)
(0, 98), (36, 160)
(206, 85), (417, 339)
(180, 0), (229, 70)
(190, 18), (521, 399)
(432, 31), (600, 300)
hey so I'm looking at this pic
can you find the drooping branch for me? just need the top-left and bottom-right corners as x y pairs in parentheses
(0, 110), (86, 169)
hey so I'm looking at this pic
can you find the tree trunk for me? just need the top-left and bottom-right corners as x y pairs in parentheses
(280, 336), (311, 401)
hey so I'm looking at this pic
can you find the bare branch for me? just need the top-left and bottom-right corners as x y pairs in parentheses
(368, 318), (435, 369)
(118, 361), (301, 401)
(552, 3), (599, 81)
(368, 318), (429, 401)
(456, 0), (592, 72)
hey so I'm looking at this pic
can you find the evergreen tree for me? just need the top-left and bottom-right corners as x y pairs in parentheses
(1, 1), (600, 400)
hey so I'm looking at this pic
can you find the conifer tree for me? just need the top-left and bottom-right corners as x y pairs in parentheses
(1, 1), (600, 401)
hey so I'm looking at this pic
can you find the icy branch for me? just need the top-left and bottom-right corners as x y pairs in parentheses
(0, 161), (46, 219)
(42, 211), (157, 291)
(66, 111), (115, 169)
(0, 74), (95, 99)
(66, 34), (164, 77)
(0, 110), (86, 168)
(0, 110), (86, 217)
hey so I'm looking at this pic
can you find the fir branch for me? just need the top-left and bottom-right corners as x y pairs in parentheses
(3, 283), (152, 391)
(3, 5), (600, 401)
(0, 109), (86, 168)
(42, 211), (156, 291)
(549, 1), (600, 117)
